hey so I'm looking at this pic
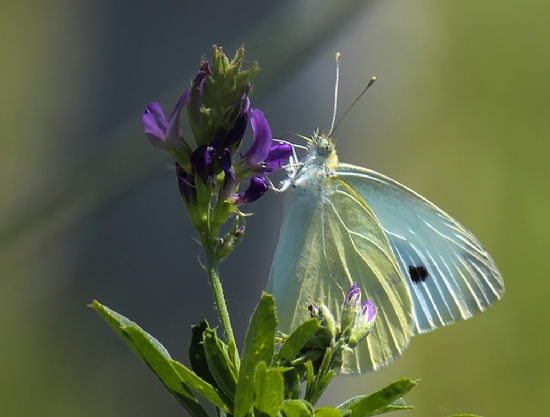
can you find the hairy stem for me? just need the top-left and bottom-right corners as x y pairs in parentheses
(201, 230), (240, 369)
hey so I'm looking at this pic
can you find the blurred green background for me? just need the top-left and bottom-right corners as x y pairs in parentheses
(1, 1), (548, 416)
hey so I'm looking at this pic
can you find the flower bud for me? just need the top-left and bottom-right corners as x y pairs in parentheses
(215, 218), (245, 261)
(340, 282), (362, 336)
(230, 175), (268, 206)
(347, 300), (377, 348)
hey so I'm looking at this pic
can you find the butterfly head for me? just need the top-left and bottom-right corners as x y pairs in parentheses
(309, 129), (339, 169)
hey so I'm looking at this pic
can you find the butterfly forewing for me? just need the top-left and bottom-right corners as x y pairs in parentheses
(269, 176), (413, 373)
(335, 163), (504, 334)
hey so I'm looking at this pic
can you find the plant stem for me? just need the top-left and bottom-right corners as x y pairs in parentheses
(201, 231), (240, 368)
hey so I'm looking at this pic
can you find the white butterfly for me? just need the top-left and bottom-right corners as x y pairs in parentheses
(267, 55), (504, 374)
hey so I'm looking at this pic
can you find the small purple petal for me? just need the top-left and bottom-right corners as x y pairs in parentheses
(142, 103), (169, 148)
(345, 283), (361, 308)
(190, 145), (216, 183)
(361, 300), (376, 323)
(143, 103), (168, 131)
(241, 95), (250, 115)
(175, 162), (194, 202)
(189, 72), (207, 127)
(243, 109), (272, 166)
(262, 142), (293, 174)
(220, 148), (232, 172)
(200, 61), (213, 77)
(308, 304), (321, 317)
(168, 89), (192, 122)
(224, 112), (248, 148)
(217, 96), (250, 149)
(166, 89), (191, 146)
(211, 127), (228, 150)
(193, 71), (207, 88)
(227, 95), (249, 122)
(232, 175), (268, 205)
(221, 149), (236, 200)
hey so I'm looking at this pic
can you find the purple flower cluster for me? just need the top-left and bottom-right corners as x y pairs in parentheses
(142, 61), (292, 207)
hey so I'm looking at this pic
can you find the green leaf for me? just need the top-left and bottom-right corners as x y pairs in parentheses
(170, 359), (232, 413)
(336, 396), (363, 411)
(91, 301), (209, 417)
(305, 347), (335, 405)
(189, 320), (218, 388)
(276, 319), (320, 362)
(377, 398), (412, 414)
(336, 379), (417, 417)
(338, 397), (411, 416)
(305, 361), (315, 398)
(234, 293), (278, 417)
(315, 407), (343, 417)
(253, 361), (284, 417)
(203, 328), (238, 402)
(227, 338), (240, 375)
(311, 369), (336, 405)
(282, 368), (302, 400)
(281, 400), (315, 417)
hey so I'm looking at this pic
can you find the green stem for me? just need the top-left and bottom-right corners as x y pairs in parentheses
(201, 231), (241, 369)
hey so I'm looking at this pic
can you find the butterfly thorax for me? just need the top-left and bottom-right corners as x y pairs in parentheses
(281, 129), (339, 194)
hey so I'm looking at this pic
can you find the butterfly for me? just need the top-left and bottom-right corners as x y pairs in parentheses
(267, 55), (504, 374)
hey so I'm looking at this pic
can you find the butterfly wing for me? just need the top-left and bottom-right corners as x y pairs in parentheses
(268, 176), (413, 374)
(335, 163), (504, 334)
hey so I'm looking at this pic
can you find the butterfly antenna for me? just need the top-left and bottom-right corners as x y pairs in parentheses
(328, 52), (341, 137)
(332, 75), (377, 135)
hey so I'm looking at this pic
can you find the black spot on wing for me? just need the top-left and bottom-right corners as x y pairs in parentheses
(408, 265), (429, 283)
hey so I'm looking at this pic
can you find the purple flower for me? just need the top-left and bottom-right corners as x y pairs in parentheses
(231, 175), (268, 206)
(345, 282), (361, 308)
(227, 92), (251, 124)
(360, 300), (377, 324)
(347, 298), (377, 348)
(262, 142), (293, 174)
(242, 108), (292, 172)
(175, 162), (194, 203)
(221, 148), (236, 200)
(189, 70), (208, 129)
(222, 95), (250, 148)
(212, 96), (250, 151)
(341, 282), (362, 334)
(200, 60), (213, 77)
(142, 90), (191, 149)
(225, 111), (249, 148)
(243, 109), (273, 166)
(190, 145), (217, 184)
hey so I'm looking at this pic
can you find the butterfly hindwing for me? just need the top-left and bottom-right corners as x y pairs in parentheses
(268, 176), (413, 373)
(335, 163), (504, 334)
